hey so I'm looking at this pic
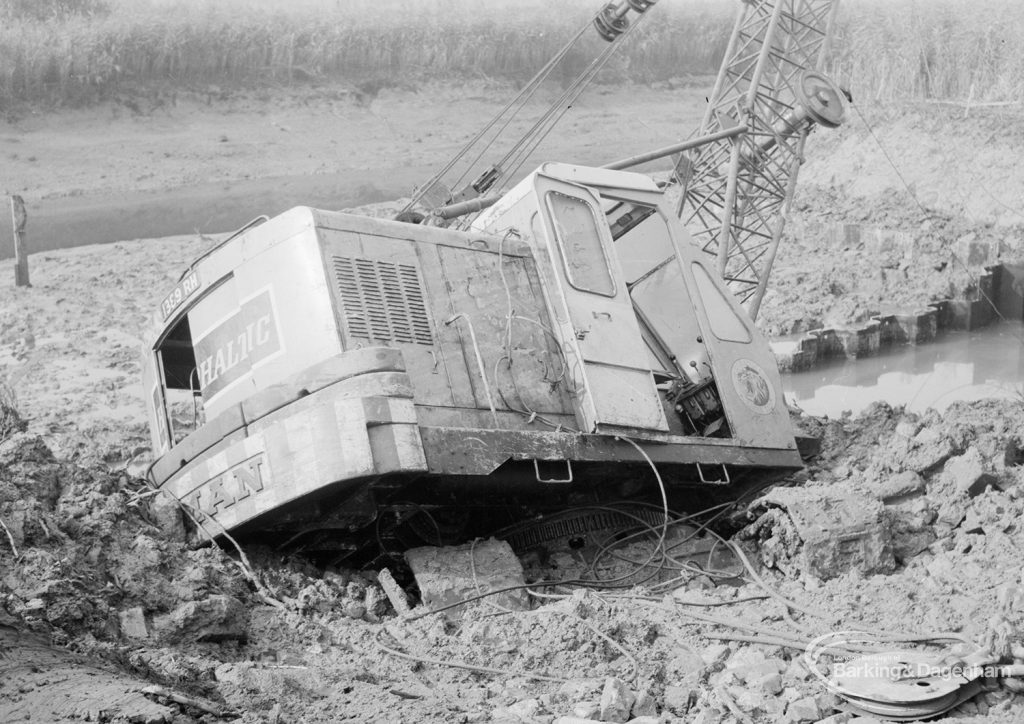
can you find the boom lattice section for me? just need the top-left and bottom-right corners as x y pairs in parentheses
(676, 0), (842, 318)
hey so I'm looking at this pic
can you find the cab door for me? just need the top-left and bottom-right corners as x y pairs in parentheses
(659, 214), (795, 449)
(532, 175), (668, 433)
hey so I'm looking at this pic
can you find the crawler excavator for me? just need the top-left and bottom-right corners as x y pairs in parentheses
(141, 0), (847, 563)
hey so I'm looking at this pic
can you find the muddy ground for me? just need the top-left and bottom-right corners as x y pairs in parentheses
(1, 82), (1023, 722)
(3, 391), (1024, 723)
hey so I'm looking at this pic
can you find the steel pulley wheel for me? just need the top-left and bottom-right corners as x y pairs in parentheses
(627, 0), (657, 12)
(794, 70), (846, 128)
(830, 651), (984, 721)
(594, 4), (630, 41)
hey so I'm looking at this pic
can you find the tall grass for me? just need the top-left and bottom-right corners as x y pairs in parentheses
(0, 0), (1020, 110)
(831, 0), (1024, 104)
(0, 0), (731, 107)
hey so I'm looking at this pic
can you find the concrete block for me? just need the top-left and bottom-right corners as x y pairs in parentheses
(772, 333), (822, 372)
(119, 606), (149, 640)
(993, 263), (1024, 321)
(770, 340), (802, 373)
(405, 538), (528, 615)
(894, 309), (937, 345)
(836, 322), (881, 358)
(966, 270), (997, 329)
(928, 300), (956, 331)
(969, 298), (995, 329)
(931, 299), (971, 331)
(810, 329), (844, 359)
(955, 233), (993, 267)
(871, 314), (900, 347)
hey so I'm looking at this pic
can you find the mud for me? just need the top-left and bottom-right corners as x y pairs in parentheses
(1, 391), (1023, 721)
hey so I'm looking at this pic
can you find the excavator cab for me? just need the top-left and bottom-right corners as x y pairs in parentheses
(141, 163), (800, 559)
(472, 163), (793, 446)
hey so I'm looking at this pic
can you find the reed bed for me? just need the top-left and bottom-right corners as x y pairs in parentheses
(831, 0), (1024, 105)
(0, 0), (1020, 109)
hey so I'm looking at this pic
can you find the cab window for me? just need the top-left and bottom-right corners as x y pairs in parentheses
(546, 191), (615, 297)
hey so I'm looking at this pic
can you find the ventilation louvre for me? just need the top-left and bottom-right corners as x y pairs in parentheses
(332, 256), (433, 345)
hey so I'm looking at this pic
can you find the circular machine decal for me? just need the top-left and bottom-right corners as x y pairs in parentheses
(730, 358), (776, 414)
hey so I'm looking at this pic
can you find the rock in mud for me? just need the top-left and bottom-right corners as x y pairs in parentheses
(943, 446), (998, 497)
(153, 593), (247, 643)
(363, 582), (388, 622)
(785, 695), (821, 722)
(903, 427), (954, 474)
(598, 676), (635, 723)
(571, 701), (601, 719)
(883, 499), (936, 562)
(873, 470), (926, 501)
(492, 697), (541, 722)
(662, 684), (695, 716)
(555, 679), (603, 704)
(377, 566), (411, 615)
(631, 687), (658, 717)
(149, 490), (187, 542)
(742, 487), (895, 580)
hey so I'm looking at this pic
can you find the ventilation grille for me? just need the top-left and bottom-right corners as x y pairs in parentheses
(332, 256), (433, 345)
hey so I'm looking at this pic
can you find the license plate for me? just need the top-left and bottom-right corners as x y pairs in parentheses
(161, 270), (201, 321)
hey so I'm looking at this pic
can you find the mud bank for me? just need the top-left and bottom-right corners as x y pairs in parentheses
(772, 262), (1024, 373)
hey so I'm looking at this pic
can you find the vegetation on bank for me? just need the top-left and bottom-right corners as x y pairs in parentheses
(0, 0), (1020, 109)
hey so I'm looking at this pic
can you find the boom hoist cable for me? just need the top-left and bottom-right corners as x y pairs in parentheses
(397, 0), (658, 225)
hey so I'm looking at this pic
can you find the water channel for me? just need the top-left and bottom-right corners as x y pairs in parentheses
(781, 320), (1024, 417)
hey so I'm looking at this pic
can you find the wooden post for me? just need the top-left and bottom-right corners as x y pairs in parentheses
(10, 195), (29, 287)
